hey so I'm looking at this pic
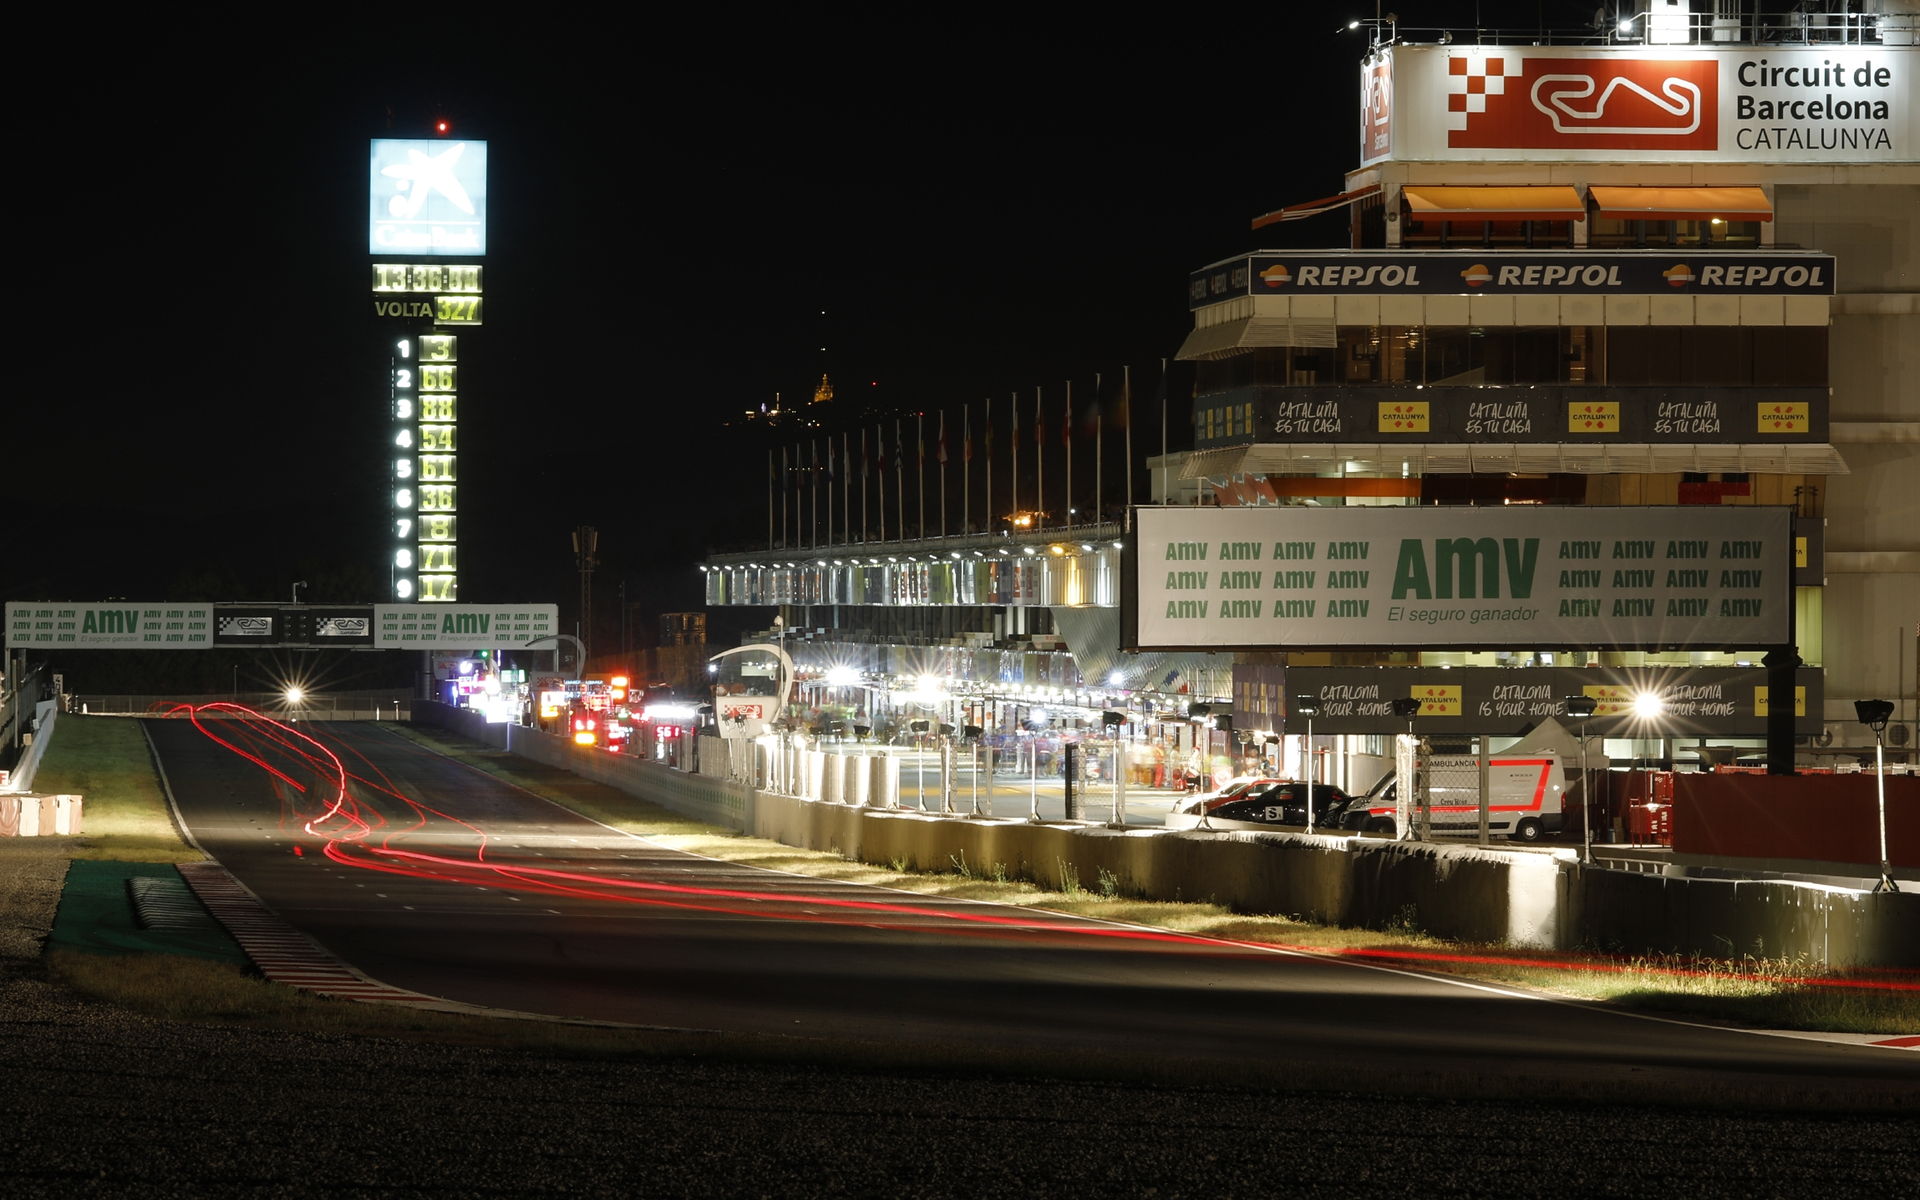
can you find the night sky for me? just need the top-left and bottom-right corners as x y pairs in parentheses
(9, 4), (1574, 647)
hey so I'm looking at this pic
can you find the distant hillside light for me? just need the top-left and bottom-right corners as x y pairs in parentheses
(435, 119), (450, 135)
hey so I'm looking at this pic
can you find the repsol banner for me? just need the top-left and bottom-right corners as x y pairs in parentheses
(1190, 252), (1834, 306)
(1128, 506), (1792, 650)
(1281, 666), (1822, 738)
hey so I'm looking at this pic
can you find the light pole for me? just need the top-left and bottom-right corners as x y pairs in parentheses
(1103, 709), (1126, 827)
(1856, 699), (1900, 893)
(1293, 695), (1320, 834)
(1564, 695), (1599, 863)
(1390, 697), (1422, 839)
(965, 724), (985, 817)
(1632, 690), (1666, 846)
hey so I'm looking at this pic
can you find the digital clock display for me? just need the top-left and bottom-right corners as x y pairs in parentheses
(371, 264), (483, 294)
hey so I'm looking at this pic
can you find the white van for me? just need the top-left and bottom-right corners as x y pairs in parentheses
(1341, 750), (1567, 843)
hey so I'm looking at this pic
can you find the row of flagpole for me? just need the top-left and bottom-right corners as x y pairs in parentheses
(766, 363), (1165, 552)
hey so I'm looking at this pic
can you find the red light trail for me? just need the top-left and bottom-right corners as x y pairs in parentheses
(167, 704), (1920, 995)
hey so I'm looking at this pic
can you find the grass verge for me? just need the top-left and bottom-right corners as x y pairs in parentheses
(26, 714), (201, 863)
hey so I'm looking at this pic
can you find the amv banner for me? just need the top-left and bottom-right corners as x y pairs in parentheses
(1130, 506), (1791, 650)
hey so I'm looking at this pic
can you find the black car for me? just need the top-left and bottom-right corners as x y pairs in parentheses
(1207, 780), (1353, 828)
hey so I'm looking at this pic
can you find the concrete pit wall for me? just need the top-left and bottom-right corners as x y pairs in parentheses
(411, 704), (1916, 967)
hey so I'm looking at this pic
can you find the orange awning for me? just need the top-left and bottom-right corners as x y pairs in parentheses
(1589, 186), (1773, 222)
(1402, 185), (1586, 222)
(1251, 184), (1381, 230)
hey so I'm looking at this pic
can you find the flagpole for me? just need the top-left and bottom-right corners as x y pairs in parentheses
(877, 424), (886, 542)
(961, 404), (970, 536)
(895, 418), (905, 543)
(1064, 378), (1073, 528)
(1035, 386), (1045, 531)
(1010, 391), (1019, 525)
(860, 428), (869, 542)
(781, 445), (789, 549)
(1159, 357), (1169, 508)
(983, 398), (992, 536)
(767, 447), (775, 552)
(938, 411), (948, 537)
(917, 412), (926, 541)
(842, 432), (850, 548)
(1123, 364), (1133, 526)
(810, 439), (818, 549)
(1095, 372), (1103, 527)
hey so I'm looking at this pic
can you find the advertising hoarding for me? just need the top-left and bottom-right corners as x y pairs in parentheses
(1280, 665), (1821, 737)
(1189, 251), (1835, 308)
(368, 140), (489, 256)
(1130, 506), (1793, 650)
(1367, 45), (1916, 165)
(372, 604), (557, 650)
(5, 602), (213, 649)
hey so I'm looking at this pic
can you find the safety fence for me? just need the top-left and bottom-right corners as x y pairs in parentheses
(411, 702), (1920, 968)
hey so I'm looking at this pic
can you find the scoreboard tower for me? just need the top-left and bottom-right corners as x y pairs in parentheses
(368, 135), (487, 603)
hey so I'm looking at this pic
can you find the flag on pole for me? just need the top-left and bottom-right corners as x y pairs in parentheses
(826, 439), (836, 482)
(937, 413), (949, 464)
(877, 424), (888, 472)
(964, 407), (974, 462)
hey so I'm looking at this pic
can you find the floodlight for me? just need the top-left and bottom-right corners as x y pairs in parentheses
(1292, 695), (1320, 718)
(1564, 696), (1598, 720)
(1855, 699), (1894, 732)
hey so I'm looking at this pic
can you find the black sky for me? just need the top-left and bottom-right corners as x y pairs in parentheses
(9, 4), (1579, 630)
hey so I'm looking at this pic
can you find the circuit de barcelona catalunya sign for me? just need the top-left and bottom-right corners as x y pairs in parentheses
(1365, 44), (1916, 165)
(1128, 507), (1792, 651)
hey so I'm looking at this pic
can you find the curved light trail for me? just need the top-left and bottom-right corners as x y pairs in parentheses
(164, 704), (1920, 996)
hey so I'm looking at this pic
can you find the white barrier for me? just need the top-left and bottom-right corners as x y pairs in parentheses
(0, 793), (82, 837)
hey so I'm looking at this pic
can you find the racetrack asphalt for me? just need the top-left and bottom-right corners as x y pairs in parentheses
(4, 835), (1918, 1197)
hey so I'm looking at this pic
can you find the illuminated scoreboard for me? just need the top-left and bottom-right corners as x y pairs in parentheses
(370, 136), (487, 604)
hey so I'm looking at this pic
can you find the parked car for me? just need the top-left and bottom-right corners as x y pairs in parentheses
(1165, 779), (1352, 830)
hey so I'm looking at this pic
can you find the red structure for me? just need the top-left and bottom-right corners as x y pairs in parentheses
(1670, 772), (1919, 867)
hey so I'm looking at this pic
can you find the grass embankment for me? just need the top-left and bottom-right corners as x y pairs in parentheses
(16, 715), (1917, 1044)
(28, 714), (201, 863)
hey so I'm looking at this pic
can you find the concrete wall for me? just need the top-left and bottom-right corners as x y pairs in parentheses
(412, 704), (1916, 967)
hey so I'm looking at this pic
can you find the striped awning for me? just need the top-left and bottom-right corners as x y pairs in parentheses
(1402, 185), (1586, 222)
(1251, 184), (1381, 230)
(1589, 186), (1773, 222)
(1176, 316), (1336, 361)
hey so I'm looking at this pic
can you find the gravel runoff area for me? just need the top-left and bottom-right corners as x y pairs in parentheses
(3, 839), (1916, 1198)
